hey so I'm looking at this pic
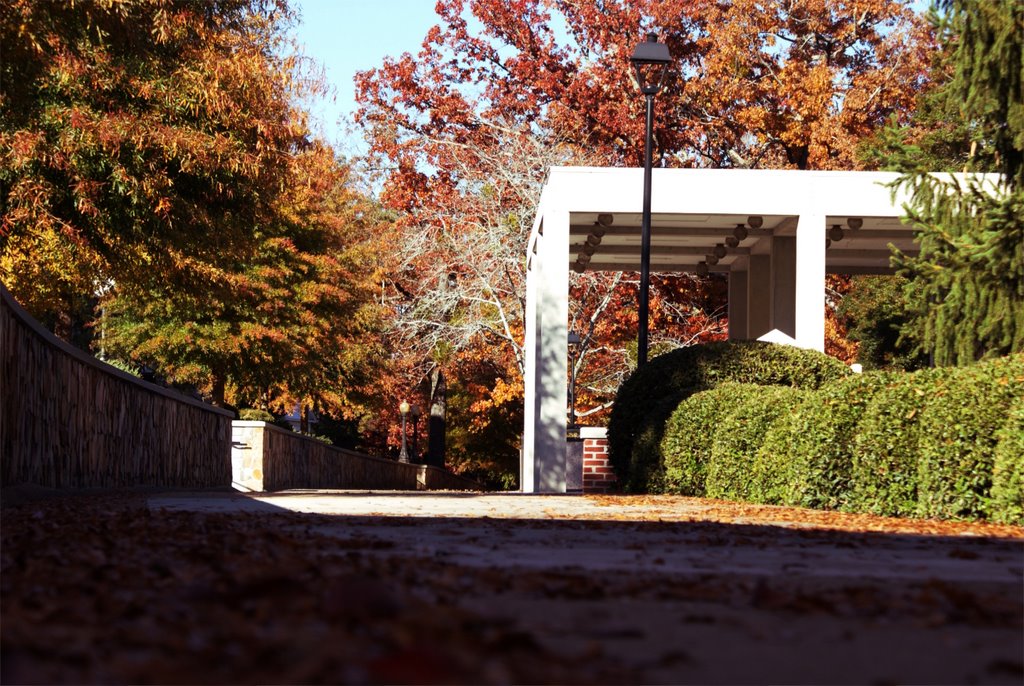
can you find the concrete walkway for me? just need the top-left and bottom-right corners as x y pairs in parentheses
(145, 489), (1024, 685)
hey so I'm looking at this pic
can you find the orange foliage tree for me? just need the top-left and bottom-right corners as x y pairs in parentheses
(1, 0), (387, 420)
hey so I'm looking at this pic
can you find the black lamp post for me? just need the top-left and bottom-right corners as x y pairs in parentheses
(567, 331), (581, 429)
(630, 32), (671, 367)
(398, 400), (410, 463)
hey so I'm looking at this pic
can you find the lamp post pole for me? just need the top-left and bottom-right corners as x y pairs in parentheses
(629, 32), (671, 367)
(638, 90), (655, 366)
(398, 400), (410, 463)
(567, 331), (581, 430)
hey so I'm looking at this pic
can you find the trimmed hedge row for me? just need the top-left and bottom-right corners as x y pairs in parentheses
(608, 341), (851, 492)
(991, 398), (1024, 524)
(656, 353), (1024, 523)
(706, 385), (805, 502)
(662, 382), (755, 497)
(754, 372), (895, 510)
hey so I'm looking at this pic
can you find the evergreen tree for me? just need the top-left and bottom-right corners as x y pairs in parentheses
(882, 0), (1023, 366)
(838, 275), (928, 371)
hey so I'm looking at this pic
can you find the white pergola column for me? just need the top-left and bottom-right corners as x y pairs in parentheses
(521, 234), (539, 493)
(747, 254), (773, 339)
(794, 212), (826, 350)
(521, 208), (569, 493)
(772, 236), (797, 338)
(728, 269), (748, 340)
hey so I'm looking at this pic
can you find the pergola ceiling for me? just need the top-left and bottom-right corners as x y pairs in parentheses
(569, 212), (917, 275)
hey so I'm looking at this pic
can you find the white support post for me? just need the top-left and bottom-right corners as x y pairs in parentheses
(521, 234), (539, 493)
(794, 212), (826, 351)
(522, 208), (570, 493)
(747, 254), (773, 339)
(728, 269), (749, 340)
(772, 236), (797, 339)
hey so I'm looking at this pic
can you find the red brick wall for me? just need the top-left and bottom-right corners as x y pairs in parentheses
(582, 437), (616, 493)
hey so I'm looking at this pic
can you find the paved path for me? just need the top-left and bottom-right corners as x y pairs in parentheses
(144, 489), (1024, 685)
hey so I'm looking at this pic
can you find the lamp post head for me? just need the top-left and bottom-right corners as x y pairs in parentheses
(399, 400), (410, 416)
(630, 33), (672, 95)
(568, 331), (582, 348)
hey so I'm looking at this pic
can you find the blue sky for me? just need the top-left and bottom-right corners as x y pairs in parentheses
(290, 0), (443, 152)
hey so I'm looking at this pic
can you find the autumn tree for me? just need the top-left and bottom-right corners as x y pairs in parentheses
(357, 0), (932, 182)
(1, 0), (387, 417)
(101, 147), (386, 417)
(355, 0), (932, 442)
(2, 0), (300, 328)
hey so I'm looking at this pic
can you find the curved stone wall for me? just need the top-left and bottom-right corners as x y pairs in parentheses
(1, 285), (232, 489)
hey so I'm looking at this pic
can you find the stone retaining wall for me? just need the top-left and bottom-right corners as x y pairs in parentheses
(1, 284), (232, 489)
(232, 421), (482, 492)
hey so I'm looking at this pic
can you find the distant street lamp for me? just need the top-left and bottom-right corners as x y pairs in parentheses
(398, 400), (411, 463)
(630, 32), (672, 367)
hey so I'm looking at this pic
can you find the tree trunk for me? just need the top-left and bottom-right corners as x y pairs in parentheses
(427, 368), (447, 469)
(211, 376), (226, 407)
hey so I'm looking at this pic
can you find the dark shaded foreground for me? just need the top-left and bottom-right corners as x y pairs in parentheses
(2, 491), (1022, 685)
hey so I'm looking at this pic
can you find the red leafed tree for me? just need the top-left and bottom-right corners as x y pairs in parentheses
(358, 0), (932, 178)
(355, 0), (934, 477)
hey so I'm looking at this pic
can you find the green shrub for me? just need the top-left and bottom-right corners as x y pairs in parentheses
(103, 357), (141, 377)
(916, 355), (1024, 520)
(991, 397), (1024, 525)
(754, 371), (896, 509)
(706, 385), (806, 502)
(620, 393), (688, 493)
(608, 341), (851, 492)
(848, 368), (944, 517)
(239, 408), (275, 422)
(661, 383), (754, 496)
(748, 402), (803, 505)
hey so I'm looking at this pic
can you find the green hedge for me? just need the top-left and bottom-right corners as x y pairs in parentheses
(608, 341), (851, 492)
(847, 369), (943, 517)
(706, 385), (806, 502)
(661, 383), (757, 496)
(239, 408), (275, 422)
(916, 355), (1024, 520)
(753, 371), (895, 509)
(991, 397), (1024, 525)
(617, 348), (1022, 522)
(620, 393), (688, 494)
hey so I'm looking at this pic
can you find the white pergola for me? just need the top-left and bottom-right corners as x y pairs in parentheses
(522, 166), (926, 493)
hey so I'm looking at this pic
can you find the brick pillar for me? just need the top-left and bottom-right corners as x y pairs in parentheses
(582, 434), (616, 493)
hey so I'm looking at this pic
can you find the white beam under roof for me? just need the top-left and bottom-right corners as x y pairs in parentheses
(521, 166), (992, 493)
